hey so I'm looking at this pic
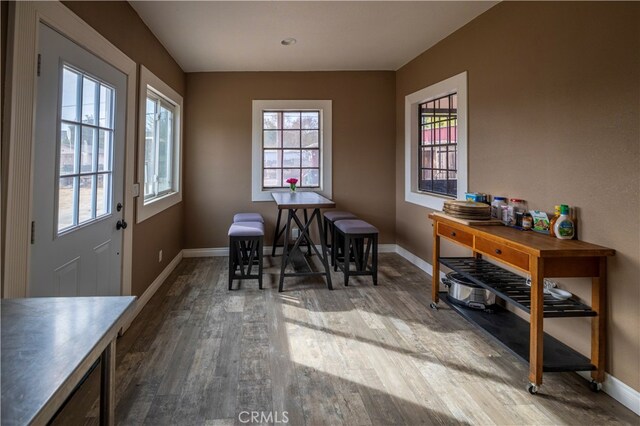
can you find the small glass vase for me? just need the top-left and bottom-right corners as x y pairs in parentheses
(290, 185), (296, 192)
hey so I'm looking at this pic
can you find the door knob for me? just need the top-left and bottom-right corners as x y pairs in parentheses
(116, 220), (128, 230)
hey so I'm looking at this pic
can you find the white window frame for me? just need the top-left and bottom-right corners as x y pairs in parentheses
(404, 71), (468, 211)
(252, 100), (332, 202)
(137, 65), (183, 223)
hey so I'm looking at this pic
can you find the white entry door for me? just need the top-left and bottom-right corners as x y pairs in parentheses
(30, 23), (127, 297)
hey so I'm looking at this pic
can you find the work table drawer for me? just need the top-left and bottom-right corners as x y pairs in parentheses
(475, 236), (530, 271)
(437, 223), (473, 248)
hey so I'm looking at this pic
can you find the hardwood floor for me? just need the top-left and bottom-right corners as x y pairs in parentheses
(55, 253), (637, 425)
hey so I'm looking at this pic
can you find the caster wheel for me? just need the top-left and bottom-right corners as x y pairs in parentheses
(589, 380), (602, 392)
(430, 302), (438, 310)
(527, 383), (539, 395)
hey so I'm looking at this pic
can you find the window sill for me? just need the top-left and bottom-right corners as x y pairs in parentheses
(137, 190), (182, 223)
(405, 189), (456, 211)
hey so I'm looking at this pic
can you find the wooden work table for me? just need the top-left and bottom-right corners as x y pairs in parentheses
(429, 213), (614, 394)
(1, 296), (135, 425)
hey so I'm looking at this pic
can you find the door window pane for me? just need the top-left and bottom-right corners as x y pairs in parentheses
(82, 77), (97, 125)
(78, 176), (95, 224)
(61, 68), (80, 122)
(81, 127), (96, 172)
(57, 65), (116, 234)
(98, 130), (112, 172)
(99, 84), (114, 129)
(58, 177), (76, 231)
(96, 174), (110, 217)
(60, 123), (78, 175)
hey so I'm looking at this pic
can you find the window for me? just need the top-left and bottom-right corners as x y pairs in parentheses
(57, 65), (114, 234)
(252, 100), (332, 201)
(262, 111), (320, 189)
(144, 92), (175, 199)
(405, 72), (467, 210)
(418, 93), (458, 197)
(137, 66), (183, 223)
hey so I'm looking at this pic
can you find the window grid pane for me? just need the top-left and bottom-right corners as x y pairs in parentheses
(57, 65), (115, 234)
(262, 111), (320, 189)
(418, 93), (457, 197)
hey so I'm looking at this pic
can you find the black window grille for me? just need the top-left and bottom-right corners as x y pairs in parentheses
(418, 93), (458, 197)
(262, 111), (321, 189)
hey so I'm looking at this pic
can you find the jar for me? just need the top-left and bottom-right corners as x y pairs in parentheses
(507, 198), (527, 226)
(491, 197), (507, 219)
(522, 213), (533, 230)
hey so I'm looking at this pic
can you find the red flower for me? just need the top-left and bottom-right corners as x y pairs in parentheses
(286, 178), (298, 185)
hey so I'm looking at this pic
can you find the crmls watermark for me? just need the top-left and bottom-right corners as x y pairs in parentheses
(238, 411), (289, 424)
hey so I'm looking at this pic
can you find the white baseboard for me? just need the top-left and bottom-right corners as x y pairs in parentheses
(120, 250), (183, 334)
(183, 247), (229, 257)
(577, 371), (640, 416)
(184, 243), (399, 258)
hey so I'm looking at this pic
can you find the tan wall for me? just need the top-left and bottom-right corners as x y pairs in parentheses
(184, 72), (396, 248)
(395, 2), (640, 391)
(62, 1), (186, 296)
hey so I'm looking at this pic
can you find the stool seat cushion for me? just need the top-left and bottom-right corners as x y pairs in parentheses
(335, 219), (378, 234)
(229, 222), (265, 237)
(324, 211), (357, 222)
(233, 212), (264, 223)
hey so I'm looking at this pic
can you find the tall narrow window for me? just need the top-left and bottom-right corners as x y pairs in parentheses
(57, 65), (114, 234)
(262, 110), (321, 189)
(418, 93), (458, 197)
(137, 66), (182, 223)
(144, 91), (175, 201)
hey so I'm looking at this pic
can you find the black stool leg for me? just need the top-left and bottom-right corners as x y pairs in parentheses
(344, 234), (350, 286)
(372, 234), (378, 285)
(228, 238), (235, 290)
(258, 237), (264, 289)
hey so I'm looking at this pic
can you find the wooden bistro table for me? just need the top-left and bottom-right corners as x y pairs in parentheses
(272, 192), (336, 292)
(429, 212), (614, 394)
(1, 296), (135, 426)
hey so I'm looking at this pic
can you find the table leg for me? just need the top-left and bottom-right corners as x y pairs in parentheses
(272, 209), (283, 256)
(278, 210), (292, 292)
(591, 257), (607, 384)
(529, 257), (544, 388)
(303, 209), (312, 256)
(432, 226), (440, 304)
(315, 208), (333, 290)
(100, 339), (116, 426)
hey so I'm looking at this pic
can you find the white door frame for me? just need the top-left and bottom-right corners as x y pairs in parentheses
(3, 1), (136, 298)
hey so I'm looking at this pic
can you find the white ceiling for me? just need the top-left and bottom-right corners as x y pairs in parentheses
(129, 1), (497, 72)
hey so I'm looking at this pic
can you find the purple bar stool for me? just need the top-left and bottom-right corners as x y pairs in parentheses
(228, 221), (264, 290)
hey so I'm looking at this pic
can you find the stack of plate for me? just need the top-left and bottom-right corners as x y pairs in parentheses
(443, 200), (491, 220)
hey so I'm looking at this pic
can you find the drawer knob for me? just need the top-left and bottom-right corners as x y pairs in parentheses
(495, 249), (502, 255)
(451, 232), (456, 237)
